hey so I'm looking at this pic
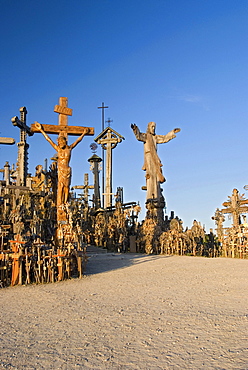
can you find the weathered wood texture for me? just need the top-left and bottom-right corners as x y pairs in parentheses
(0, 137), (15, 145)
(31, 123), (94, 136)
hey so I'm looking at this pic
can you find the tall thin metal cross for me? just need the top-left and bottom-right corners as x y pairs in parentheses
(98, 102), (109, 131)
(98, 102), (108, 206)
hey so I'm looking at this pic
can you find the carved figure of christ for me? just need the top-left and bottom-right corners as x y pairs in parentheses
(34, 122), (87, 207)
(31, 98), (94, 221)
(131, 122), (180, 201)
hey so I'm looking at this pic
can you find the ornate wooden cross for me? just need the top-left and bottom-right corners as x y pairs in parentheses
(221, 188), (248, 227)
(95, 127), (124, 208)
(31, 97), (94, 138)
(97, 102), (109, 206)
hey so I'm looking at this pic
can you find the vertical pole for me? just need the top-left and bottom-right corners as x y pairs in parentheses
(105, 140), (112, 208)
(93, 160), (101, 209)
(4, 162), (10, 216)
(101, 106), (104, 208)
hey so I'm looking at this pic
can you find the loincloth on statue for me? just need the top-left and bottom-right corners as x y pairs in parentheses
(58, 166), (71, 186)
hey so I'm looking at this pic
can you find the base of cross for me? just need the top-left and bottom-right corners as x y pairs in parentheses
(55, 204), (76, 249)
(57, 206), (67, 222)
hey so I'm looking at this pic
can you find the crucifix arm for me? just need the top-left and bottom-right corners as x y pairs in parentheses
(34, 122), (57, 151)
(70, 130), (87, 149)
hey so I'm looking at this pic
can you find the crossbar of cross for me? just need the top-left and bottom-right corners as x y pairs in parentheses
(11, 107), (33, 137)
(31, 97), (94, 139)
(0, 137), (15, 145)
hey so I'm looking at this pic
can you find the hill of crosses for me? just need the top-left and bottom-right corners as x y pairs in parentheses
(0, 97), (247, 287)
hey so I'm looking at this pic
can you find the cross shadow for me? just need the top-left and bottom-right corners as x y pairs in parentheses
(85, 249), (172, 276)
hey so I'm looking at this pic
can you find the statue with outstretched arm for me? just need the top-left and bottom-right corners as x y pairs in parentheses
(131, 121), (180, 201)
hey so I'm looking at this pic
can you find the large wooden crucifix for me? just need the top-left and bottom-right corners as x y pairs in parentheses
(95, 126), (124, 208)
(31, 97), (94, 221)
(221, 188), (248, 227)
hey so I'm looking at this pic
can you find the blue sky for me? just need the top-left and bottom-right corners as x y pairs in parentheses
(0, 0), (247, 231)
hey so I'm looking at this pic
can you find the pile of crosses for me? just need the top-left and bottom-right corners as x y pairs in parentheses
(0, 233), (86, 288)
(0, 97), (141, 286)
(212, 188), (248, 259)
(0, 98), (94, 287)
(135, 212), (218, 257)
(0, 171), (88, 287)
(92, 201), (141, 252)
(2, 96), (247, 288)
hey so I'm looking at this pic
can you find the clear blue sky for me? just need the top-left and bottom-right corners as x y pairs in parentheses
(0, 0), (247, 231)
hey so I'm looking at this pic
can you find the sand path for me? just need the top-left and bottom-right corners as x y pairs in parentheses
(1, 250), (248, 369)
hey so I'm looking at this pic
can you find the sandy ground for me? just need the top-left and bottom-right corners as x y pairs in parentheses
(1, 249), (248, 370)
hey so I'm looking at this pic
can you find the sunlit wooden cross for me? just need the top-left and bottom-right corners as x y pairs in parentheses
(71, 173), (94, 203)
(31, 97), (94, 139)
(95, 127), (124, 208)
(30, 97), (94, 224)
(221, 188), (248, 227)
(0, 137), (15, 145)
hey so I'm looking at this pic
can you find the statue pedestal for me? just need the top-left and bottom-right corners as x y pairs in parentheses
(142, 196), (166, 254)
(145, 196), (165, 226)
(129, 235), (136, 253)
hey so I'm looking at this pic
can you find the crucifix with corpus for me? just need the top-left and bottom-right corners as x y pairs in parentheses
(31, 97), (94, 221)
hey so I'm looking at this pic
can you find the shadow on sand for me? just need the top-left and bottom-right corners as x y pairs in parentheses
(85, 245), (172, 276)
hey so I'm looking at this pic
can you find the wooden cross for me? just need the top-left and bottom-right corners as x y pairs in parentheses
(97, 102), (109, 206)
(72, 173), (94, 203)
(11, 106), (33, 138)
(95, 127), (124, 208)
(31, 97), (94, 139)
(9, 235), (25, 286)
(11, 106), (33, 186)
(30, 97), (94, 224)
(221, 188), (248, 227)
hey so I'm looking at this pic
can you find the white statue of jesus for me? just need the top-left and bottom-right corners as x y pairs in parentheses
(131, 121), (180, 201)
